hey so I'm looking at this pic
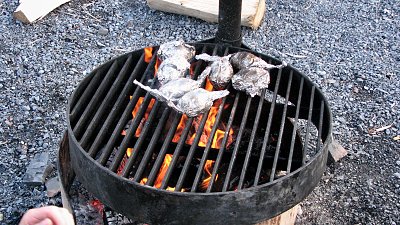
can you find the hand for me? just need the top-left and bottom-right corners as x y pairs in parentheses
(19, 206), (75, 225)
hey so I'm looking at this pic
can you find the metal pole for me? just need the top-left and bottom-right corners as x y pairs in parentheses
(215, 0), (242, 47)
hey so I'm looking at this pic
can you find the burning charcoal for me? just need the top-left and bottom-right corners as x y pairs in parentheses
(157, 40), (196, 61)
(230, 51), (287, 70)
(156, 56), (190, 84)
(175, 88), (229, 117)
(196, 53), (233, 88)
(232, 67), (270, 97)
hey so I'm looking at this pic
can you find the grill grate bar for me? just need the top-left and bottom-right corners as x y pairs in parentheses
(190, 97), (227, 192)
(146, 113), (181, 186)
(133, 108), (171, 182)
(316, 101), (325, 152)
(73, 60), (119, 140)
(189, 47), (230, 192)
(147, 45), (209, 188)
(173, 113), (208, 191)
(270, 71), (293, 181)
(109, 89), (157, 172)
(207, 92), (239, 192)
(237, 90), (265, 190)
(80, 55), (134, 150)
(160, 116), (195, 189)
(97, 51), (158, 166)
(302, 86), (315, 165)
(222, 96), (252, 192)
(121, 101), (161, 177)
(88, 53), (145, 157)
(286, 77), (304, 172)
(70, 65), (109, 125)
(254, 68), (282, 186)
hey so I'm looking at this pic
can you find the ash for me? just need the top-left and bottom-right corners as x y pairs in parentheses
(68, 180), (140, 225)
(0, 0), (399, 224)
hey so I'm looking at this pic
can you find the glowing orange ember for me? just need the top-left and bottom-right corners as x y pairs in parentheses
(200, 160), (218, 190)
(132, 97), (156, 137)
(124, 61), (235, 192)
(144, 47), (153, 63)
(139, 154), (182, 191)
(89, 199), (104, 214)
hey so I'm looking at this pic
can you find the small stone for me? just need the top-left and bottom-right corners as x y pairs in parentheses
(98, 27), (109, 36)
(5, 120), (12, 126)
(326, 79), (336, 84)
(396, 161), (400, 166)
(0, 212), (3, 221)
(394, 173), (400, 179)
(22, 152), (49, 185)
(22, 105), (30, 111)
(45, 177), (61, 197)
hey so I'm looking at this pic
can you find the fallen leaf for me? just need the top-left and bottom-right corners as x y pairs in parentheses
(368, 124), (393, 135)
(394, 135), (400, 141)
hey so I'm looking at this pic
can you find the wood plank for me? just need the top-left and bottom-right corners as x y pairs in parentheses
(256, 205), (300, 225)
(13, 0), (71, 24)
(147, 0), (266, 29)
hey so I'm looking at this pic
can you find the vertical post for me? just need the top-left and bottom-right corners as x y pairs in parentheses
(216, 0), (242, 47)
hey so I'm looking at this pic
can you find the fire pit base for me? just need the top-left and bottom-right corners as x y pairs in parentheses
(59, 132), (300, 225)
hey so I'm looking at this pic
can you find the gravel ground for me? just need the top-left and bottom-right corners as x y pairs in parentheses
(0, 0), (399, 224)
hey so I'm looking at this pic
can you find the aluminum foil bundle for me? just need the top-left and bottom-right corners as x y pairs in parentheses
(196, 53), (233, 88)
(230, 52), (287, 70)
(134, 75), (206, 102)
(231, 67), (270, 97)
(156, 56), (190, 84)
(157, 40), (196, 61)
(175, 88), (230, 117)
(134, 80), (229, 117)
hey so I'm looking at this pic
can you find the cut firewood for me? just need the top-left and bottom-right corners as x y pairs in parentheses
(13, 0), (71, 24)
(328, 139), (348, 163)
(146, 0), (266, 29)
(256, 205), (300, 225)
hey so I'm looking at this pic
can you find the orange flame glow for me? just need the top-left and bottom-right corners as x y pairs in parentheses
(132, 97), (156, 137)
(125, 63), (234, 192)
(144, 47), (153, 63)
(139, 154), (183, 191)
(200, 160), (218, 190)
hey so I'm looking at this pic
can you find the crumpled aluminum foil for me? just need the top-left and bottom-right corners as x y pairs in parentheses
(175, 88), (230, 117)
(134, 76), (205, 102)
(156, 56), (190, 84)
(231, 67), (270, 97)
(230, 52), (287, 70)
(157, 40), (196, 61)
(134, 75), (228, 117)
(196, 53), (233, 88)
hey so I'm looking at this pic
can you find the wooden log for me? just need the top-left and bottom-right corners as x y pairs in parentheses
(256, 205), (300, 225)
(147, 0), (266, 29)
(13, 0), (71, 24)
(328, 138), (348, 163)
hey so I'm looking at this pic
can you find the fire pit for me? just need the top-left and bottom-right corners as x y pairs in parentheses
(60, 0), (333, 224)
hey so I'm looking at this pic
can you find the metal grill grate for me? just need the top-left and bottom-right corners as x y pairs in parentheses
(69, 44), (329, 193)
(66, 43), (332, 223)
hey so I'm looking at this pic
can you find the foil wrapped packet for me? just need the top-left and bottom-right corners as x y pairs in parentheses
(133, 76), (205, 102)
(157, 40), (196, 61)
(196, 53), (233, 88)
(232, 67), (270, 97)
(230, 52), (287, 70)
(134, 74), (227, 117)
(175, 88), (230, 117)
(156, 56), (190, 84)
